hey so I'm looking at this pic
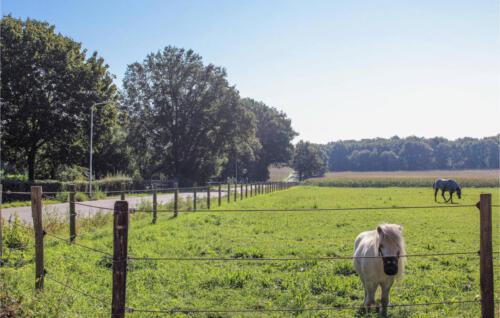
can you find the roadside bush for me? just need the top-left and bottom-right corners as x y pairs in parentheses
(3, 215), (30, 250)
(55, 165), (87, 181)
(54, 191), (89, 202)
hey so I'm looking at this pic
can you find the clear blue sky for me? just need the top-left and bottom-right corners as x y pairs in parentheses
(3, 0), (499, 143)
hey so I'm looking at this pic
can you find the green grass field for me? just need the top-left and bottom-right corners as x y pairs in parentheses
(1, 186), (499, 317)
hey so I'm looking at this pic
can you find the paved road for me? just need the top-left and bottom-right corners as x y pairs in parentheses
(2, 191), (224, 224)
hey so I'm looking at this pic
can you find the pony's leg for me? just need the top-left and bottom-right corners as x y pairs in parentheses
(442, 190), (449, 202)
(363, 281), (377, 309)
(434, 188), (438, 202)
(380, 280), (393, 307)
(449, 192), (454, 204)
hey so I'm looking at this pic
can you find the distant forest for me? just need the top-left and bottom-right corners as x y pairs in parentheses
(326, 135), (500, 171)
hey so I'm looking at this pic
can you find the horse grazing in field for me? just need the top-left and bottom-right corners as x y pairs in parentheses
(354, 224), (406, 314)
(433, 179), (461, 203)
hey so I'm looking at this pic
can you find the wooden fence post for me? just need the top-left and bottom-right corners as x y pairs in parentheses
(245, 183), (248, 198)
(206, 186), (211, 210)
(477, 193), (494, 318)
(193, 183), (197, 212)
(227, 183), (231, 203)
(234, 183), (237, 202)
(240, 183), (243, 200)
(112, 200), (129, 318)
(31, 186), (44, 290)
(120, 183), (126, 201)
(174, 187), (179, 217)
(218, 184), (222, 207)
(0, 184), (3, 265)
(69, 184), (76, 242)
(152, 186), (157, 224)
(250, 183), (253, 197)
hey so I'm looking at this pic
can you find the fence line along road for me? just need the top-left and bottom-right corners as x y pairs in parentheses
(6, 186), (495, 318)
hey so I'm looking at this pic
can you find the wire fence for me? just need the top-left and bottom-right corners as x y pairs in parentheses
(4, 185), (497, 317)
(126, 299), (482, 314)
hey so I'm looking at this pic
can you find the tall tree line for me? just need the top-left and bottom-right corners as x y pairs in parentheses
(326, 136), (500, 171)
(1, 17), (296, 183)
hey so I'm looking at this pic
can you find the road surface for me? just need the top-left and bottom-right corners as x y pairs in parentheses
(2, 190), (224, 224)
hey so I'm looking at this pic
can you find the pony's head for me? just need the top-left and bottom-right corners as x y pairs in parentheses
(377, 224), (406, 278)
(456, 187), (462, 199)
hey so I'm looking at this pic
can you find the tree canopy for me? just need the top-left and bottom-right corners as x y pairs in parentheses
(1, 16), (119, 180)
(232, 98), (297, 181)
(293, 140), (327, 181)
(123, 47), (257, 184)
(326, 135), (500, 171)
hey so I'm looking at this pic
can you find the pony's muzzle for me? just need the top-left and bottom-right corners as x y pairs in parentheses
(382, 257), (398, 276)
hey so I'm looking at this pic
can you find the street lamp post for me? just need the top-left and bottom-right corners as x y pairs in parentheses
(89, 101), (113, 197)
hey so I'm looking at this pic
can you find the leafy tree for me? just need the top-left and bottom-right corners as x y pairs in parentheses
(328, 142), (350, 171)
(0, 16), (118, 180)
(241, 98), (297, 181)
(325, 135), (499, 171)
(379, 150), (400, 171)
(293, 140), (327, 181)
(123, 46), (256, 185)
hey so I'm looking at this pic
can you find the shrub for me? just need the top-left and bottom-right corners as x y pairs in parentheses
(55, 165), (87, 181)
(4, 215), (30, 250)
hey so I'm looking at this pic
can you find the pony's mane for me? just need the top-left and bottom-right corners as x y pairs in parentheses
(378, 223), (407, 281)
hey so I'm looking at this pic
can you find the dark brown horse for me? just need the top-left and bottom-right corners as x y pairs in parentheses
(433, 179), (461, 203)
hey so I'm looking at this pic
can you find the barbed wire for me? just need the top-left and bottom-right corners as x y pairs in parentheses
(126, 251), (479, 262)
(147, 204), (481, 214)
(44, 231), (112, 257)
(45, 274), (109, 307)
(126, 299), (481, 314)
(72, 202), (115, 211)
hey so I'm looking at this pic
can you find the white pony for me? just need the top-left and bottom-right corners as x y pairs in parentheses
(353, 224), (406, 312)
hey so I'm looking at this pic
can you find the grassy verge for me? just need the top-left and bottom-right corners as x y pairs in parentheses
(1, 200), (60, 209)
(1, 186), (498, 317)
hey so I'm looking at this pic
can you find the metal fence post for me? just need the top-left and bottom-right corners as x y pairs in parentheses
(206, 186), (211, 210)
(111, 200), (129, 318)
(477, 193), (494, 318)
(69, 184), (76, 241)
(174, 187), (179, 217)
(218, 184), (222, 206)
(193, 183), (197, 212)
(31, 186), (44, 290)
(152, 186), (157, 224)
(120, 182), (126, 201)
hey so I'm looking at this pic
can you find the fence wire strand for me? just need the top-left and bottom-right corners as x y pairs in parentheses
(127, 251), (479, 262)
(46, 274), (109, 307)
(72, 202), (115, 211)
(44, 231), (112, 257)
(127, 299), (481, 314)
(146, 204), (481, 214)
